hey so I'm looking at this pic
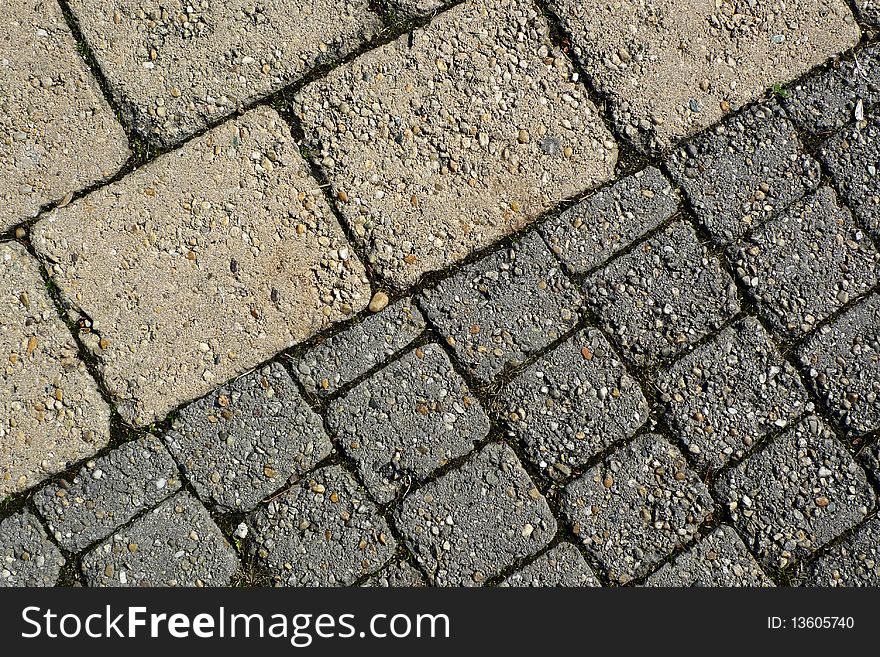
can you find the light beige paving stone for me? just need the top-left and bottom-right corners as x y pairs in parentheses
(1, 242), (110, 498)
(295, 0), (618, 288)
(0, 0), (130, 232)
(68, 0), (383, 146)
(547, 0), (860, 153)
(32, 107), (370, 427)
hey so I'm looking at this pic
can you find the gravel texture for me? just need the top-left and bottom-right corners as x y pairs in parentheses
(729, 186), (879, 339)
(32, 107), (369, 427)
(82, 491), (239, 586)
(249, 465), (396, 586)
(584, 221), (740, 367)
(1, 242), (110, 497)
(501, 328), (649, 477)
(856, 0), (880, 24)
(361, 559), (427, 587)
(328, 344), (488, 503)
(419, 232), (581, 383)
(0, 511), (65, 587)
(666, 104), (821, 243)
(716, 415), (875, 569)
(807, 518), (880, 586)
(658, 317), (809, 471)
(540, 167), (679, 274)
(294, 0), (617, 287)
(386, 0), (452, 19)
(34, 436), (182, 552)
(165, 363), (332, 512)
(861, 442), (880, 488)
(499, 542), (599, 587)
(395, 442), (556, 586)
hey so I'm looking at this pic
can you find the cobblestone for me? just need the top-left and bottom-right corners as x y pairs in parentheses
(0, 511), (65, 587)
(361, 559), (427, 587)
(500, 543), (599, 587)
(807, 518), (880, 586)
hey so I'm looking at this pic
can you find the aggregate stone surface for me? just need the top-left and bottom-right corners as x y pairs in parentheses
(861, 442), (880, 488)
(658, 317), (810, 471)
(499, 542), (599, 587)
(729, 186), (879, 339)
(715, 415), (875, 569)
(856, 0), (880, 25)
(361, 559), (427, 587)
(584, 221), (740, 367)
(395, 442), (556, 586)
(419, 232), (581, 383)
(328, 344), (488, 503)
(82, 491), (239, 586)
(1, 242), (110, 498)
(0, 511), (65, 587)
(32, 107), (370, 427)
(164, 363), (332, 513)
(294, 0), (618, 287)
(807, 518), (880, 586)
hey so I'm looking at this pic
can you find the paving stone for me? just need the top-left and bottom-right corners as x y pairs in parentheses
(34, 436), (181, 552)
(729, 187), (879, 339)
(644, 525), (774, 587)
(0, 0), (129, 232)
(32, 107), (370, 427)
(328, 344), (488, 504)
(395, 442), (556, 586)
(658, 317), (809, 471)
(547, 0), (860, 153)
(294, 0), (617, 288)
(797, 295), (880, 436)
(666, 104), (821, 244)
(561, 433), (713, 584)
(82, 491), (238, 586)
(68, 0), (382, 146)
(499, 542), (599, 587)
(295, 298), (425, 396)
(502, 328), (648, 477)
(0, 511), (65, 587)
(540, 167), (678, 274)
(361, 559), (427, 587)
(249, 464), (396, 586)
(419, 233), (581, 383)
(584, 221), (740, 368)
(1, 242), (110, 498)
(715, 415), (875, 569)
(165, 363), (332, 513)
(807, 518), (880, 586)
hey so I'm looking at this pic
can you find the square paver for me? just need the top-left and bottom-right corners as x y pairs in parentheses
(0, 511), (65, 587)
(807, 518), (880, 586)
(1, 242), (110, 497)
(32, 107), (370, 427)
(1, 0), (129, 232)
(658, 317), (809, 471)
(361, 559), (427, 587)
(715, 415), (875, 569)
(729, 186), (879, 339)
(499, 542), (599, 587)
(395, 442), (556, 586)
(584, 221), (740, 368)
(547, 0), (860, 152)
(294, 0), (617, 287)
(502, 328), (649, 477)
(164, 363), (332, 513)
(419, 233), (581, 383)
(561, 433), (714, 584)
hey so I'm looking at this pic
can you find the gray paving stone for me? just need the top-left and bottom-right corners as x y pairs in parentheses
(658, 317), (810, 471)
(729, 187), (879, 339)
(361, 559), (427, 587)
(386, 0), (451, 19)
(856, 0), (880, 25)
(165, 363), (332, 513)
(716, 415), (875, 569)
(82, 491), (239, 586)
(0, 0), (129, 232)
(34, 436), (182, 552)
(561, 433), (714, 584)
(644, 525), (774, 587)
(250, 465), (395, 586)
(328, 344), (488, 504)
(502, 328), (649, 477)
(294, 0), (617, 287)
(295, 298), (425, 397)
(584, 221), (740, 367)
(1, 242), (110, 498)
(68, 0), (382, 146)
(419, 233), (581, 383)
(540, 167), (679, 274)
(32, 107), (370, 427)
(499, 542), (599, 587)
(395, 442), (556, 586)
(666, 104), (821, 244)
(807, 518), (880, 586)
(0, 511), (65, 587)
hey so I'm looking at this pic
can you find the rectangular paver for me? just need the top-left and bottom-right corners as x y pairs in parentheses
(500, 542), (599, 587)
(0, 511), (65, 587)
